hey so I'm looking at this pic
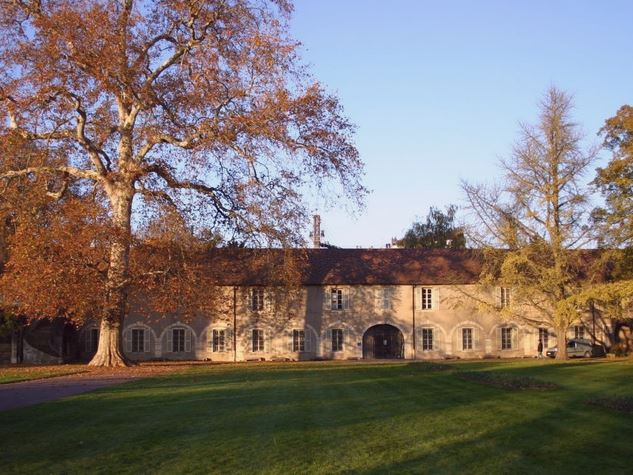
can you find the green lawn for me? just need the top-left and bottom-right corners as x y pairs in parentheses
(0, 365), (88, 384)
(0, 359), (632, 474)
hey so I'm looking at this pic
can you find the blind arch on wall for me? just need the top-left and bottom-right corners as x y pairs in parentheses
(286, 323), (320, 352)
(323, 321), (356, 353)
(122, 323), (157, 353)
(158, 322), (198, 355)
(201, 323), (234, 352)
(449, 320), (485, 352)
(416, 320), (448, 352)
(489, 323), (522, 351)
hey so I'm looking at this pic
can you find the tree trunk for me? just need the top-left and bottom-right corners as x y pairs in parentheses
(89, 185), (134, 367)
(556, 325), (568, 360)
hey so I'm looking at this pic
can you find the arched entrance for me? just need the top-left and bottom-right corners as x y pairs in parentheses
(363, 324), (404, 359)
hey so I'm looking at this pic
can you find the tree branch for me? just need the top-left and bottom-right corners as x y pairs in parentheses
(135, 130), (205, 162)
(68, 93), (110, 175)
(144, 164), (235, 219)
(0, 166), (99, 182)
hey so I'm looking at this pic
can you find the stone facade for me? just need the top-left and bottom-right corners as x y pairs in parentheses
(79, 280), (583, 362)
(1, 247), (598, 364)
(102, 284), (544, 361)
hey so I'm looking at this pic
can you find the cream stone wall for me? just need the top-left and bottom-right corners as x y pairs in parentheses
(90, 282), (598, 362)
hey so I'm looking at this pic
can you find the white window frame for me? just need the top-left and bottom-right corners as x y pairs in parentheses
(250, 288), (265, 311)
(574, 325), (585, 340)
(212, 329), (226, 353)
(252, 328), (265, 352)
(421, 328), (434, 351)
(292, 329), (305, 352)
(131, 328), (145, 353)
(172, 328), (186, 353)
(331, 328), (344, 352)
(421, 287), (433, 310)
(330, 288), (349, 311)
(500, 327), (513, 350)
(462, 327), (473, 351)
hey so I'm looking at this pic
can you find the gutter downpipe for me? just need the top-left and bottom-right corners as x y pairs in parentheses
(590, 300), (596, 345)
(233, 286), (237, 363)
(412, 284), (416, 360)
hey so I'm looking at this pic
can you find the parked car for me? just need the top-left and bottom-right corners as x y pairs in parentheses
(546, 338), (605, 358)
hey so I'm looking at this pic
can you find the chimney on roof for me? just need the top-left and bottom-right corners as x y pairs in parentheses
(310, 214), (324, 248)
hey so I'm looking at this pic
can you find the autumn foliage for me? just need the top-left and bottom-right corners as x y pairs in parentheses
(0, 0), (364, 366)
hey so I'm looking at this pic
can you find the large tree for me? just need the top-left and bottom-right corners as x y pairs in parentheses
(594, 105), (633, 247)
(398, 205), (466, 249)
(462, 87), (599, 359)
(587, 105), (633, 353)
(0, 0), (365, 366)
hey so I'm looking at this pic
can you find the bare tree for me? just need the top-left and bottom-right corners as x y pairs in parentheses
(462, 87), (599, 359)
(0, 0), (365, 366)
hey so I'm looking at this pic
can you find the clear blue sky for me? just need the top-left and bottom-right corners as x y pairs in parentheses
(290, 0), (633, 248)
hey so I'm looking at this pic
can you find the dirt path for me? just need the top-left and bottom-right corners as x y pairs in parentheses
(0, 364), (189, 412)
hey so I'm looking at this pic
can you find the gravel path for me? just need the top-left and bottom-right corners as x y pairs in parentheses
(0, 364), (188, 412)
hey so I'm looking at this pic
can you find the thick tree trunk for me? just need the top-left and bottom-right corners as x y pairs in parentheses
(556, 325), (568, 360)
(90, 317), (128, 367)
(89, 185), (134, 367)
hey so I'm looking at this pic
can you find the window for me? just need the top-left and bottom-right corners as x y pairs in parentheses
(422, 328), (434, 351)
(331, 328), (343, 352)
(500, 287), (511, 307)
(172, 328), (185, 352)
(538, 328), (549, 348)
(421, 288), (433, 310)
(292, 330), (305, 352)
(330, 288), (348, 310)
(212, 329), (225, 352)
(131, 328), (145, 353)
(574, 325), (585, 340)
(501, 327), (513, 350)
(252, 329), (264, 352)
(462, 328), (473, 350)
(88, 328), (99, 353)
(250, 288), (265, 311)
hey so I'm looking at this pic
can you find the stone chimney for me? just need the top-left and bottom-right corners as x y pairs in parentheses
(311, 214), (323, 248)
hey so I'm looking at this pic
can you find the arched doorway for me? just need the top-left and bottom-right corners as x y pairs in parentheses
(363, 324), (404, 359)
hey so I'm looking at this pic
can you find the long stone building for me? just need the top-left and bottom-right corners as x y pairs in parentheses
(69, 248), (590, 363)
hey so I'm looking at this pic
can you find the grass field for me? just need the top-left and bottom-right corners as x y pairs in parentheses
(0, 364), (88, 384)
(0, 359), (632, 474)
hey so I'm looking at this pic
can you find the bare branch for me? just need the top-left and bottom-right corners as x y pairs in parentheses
(0, 166), (99, 182)
(135, 130), (205, 162)
(144, 164), (235, 219)
(68, 93), (110, 175)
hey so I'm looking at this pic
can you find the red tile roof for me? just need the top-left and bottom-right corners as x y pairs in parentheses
(203, 248), (483, 286)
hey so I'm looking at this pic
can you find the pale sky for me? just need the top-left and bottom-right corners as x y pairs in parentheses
(291, 0), (633, 248)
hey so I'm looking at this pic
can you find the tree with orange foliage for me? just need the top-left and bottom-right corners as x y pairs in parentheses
(0, 0), (365, 366)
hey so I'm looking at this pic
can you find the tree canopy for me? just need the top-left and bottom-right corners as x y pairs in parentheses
(463, 87), (600, 358)
(593, 105), (633, 247)
(0, 0), (365, 366)
(398, 205), (466, 249)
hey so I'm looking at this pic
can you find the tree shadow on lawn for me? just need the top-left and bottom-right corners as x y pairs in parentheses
(450, 359), (633, 397)
(1, 361), (631, 473)
(0, 364), (546, 471)
(361, 402), (633, 475)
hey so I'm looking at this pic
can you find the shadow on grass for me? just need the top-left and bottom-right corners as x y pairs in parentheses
(0, 360), (632, 474)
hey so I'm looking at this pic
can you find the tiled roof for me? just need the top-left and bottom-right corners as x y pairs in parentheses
(203, 248), (483, 286)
